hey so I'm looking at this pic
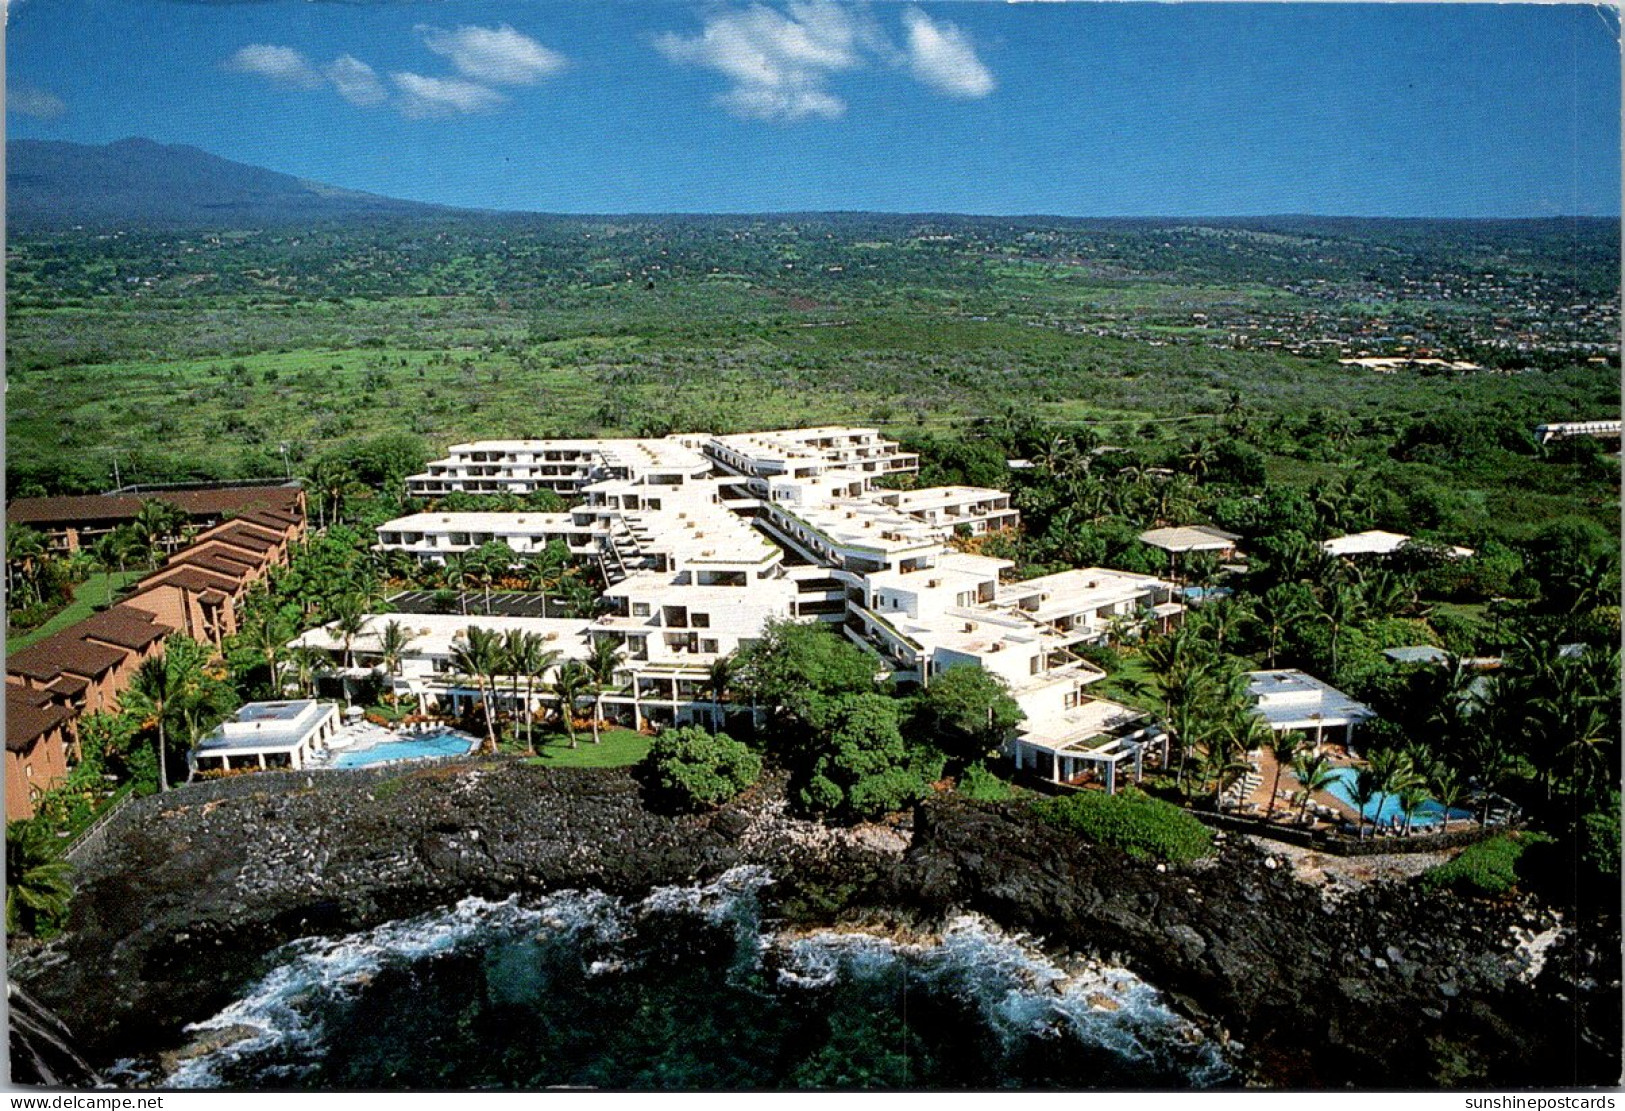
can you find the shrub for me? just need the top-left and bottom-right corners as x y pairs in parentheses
(641, 725), (761, 812)
(1030, 789), (1214, 864)
(1419, 832), (1555, 897)
(957, 763), (1013, 802)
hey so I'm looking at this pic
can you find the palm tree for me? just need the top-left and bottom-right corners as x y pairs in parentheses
(448, 625), (504, 755)
(5, 823), (73, 937)
(1397, 782), (1430, 836)
(128, 654), (176, 792)
(235, 600), (293, 699)
(376, 620), (414, 704)
(1264, 730), (1304, 817)
(132, 499), (189, 564)
(1290, 751), (1337, 825)
(550, 660), (593, 750)
(287, 644), (329, 699)
(1316, 583), (1367, 682)
(1428, 764), (1467, 833)
(1248, 585), (1308, 668)
(585, 636), (625, 743)
(1348, 768), (1382, 839)
(6, 526), (48, 607)
(442, 553), (472, 615)
(706, 653), (737, 733)
(329, 598), (368, 708)
(506, 631), (559, 755)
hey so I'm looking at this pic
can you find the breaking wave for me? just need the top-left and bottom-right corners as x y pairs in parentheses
(130, 867), (1229, 1090)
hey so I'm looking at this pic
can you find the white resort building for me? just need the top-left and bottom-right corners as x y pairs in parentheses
(304, 426), (1183, 789)
(191, 699), (342, 774)
(1245, 669), (1376, 750)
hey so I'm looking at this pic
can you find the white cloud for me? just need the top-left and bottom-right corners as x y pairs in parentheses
(902, 8), (994, 99)
(655, 2), (995, 121)
(391, 72), (508, 119)
(225, 44), (326, 91)
(9, 85), (66, 120)
(325, 55), (388, 107)
(653, 0), (872, 121)
(417, 24), (567, 86)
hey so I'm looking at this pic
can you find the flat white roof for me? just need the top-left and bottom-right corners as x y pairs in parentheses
(378, 512), (580, 534)
(1245, 669), (1375, 730)
(1138, 525), (1240, 553)
(997, 567), (1170, 620)
(196, 699), (337, 755)
(1321, 530), (1473, 559)
(1019, 698), (1148, 753)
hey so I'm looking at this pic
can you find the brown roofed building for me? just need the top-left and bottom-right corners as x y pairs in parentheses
(7, 483), (305, 555)
(7, 686), (75, 820)
(4, 482), (307, 819)
(127, 566), (244, 645)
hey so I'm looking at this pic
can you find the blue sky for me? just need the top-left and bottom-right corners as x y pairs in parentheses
(7, 1), (1620, 216)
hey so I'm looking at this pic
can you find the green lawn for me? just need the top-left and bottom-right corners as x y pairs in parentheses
(1098, 649), (1164, 712)
(7, 570), (144, 654)
(523, 727), (652, 768)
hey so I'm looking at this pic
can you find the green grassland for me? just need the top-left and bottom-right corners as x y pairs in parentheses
(6, 215), (1618, 543)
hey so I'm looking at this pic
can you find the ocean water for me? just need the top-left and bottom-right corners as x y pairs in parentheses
(134, 868), (1232, 1091)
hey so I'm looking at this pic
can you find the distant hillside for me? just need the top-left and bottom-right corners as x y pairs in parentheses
(7, 138), (458, 229)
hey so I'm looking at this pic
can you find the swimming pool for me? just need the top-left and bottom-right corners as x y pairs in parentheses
(328, 727), (478, 769)
(1323, 766), (1471, 827)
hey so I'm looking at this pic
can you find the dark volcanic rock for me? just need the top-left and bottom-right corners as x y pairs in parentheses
(11, 765), (1620, 1090)
(884, 796), (1621, 1089)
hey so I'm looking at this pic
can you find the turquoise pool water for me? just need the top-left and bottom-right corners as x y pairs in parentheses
(329, 728), (477, 769)
(1323, 766), (1471, 827)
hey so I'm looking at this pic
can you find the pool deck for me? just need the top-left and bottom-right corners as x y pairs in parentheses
(309, 721), (478, 769)
(1236, 745), (1362, 829)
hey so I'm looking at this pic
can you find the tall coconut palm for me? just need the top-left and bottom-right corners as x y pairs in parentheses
(232, 595), (289, 699)
(586, 636), (625, 743)
(1291, 751), (1337, 825)
(329, 598), (367, 707)
(1397, 782), (1431, 837)
(1316, 583), (1367, 682)
(506, 631), (560, 755)
(448, 625), (504, 755)
(132, 499), (189, 564)
(1264, 730), (1305, 817)
(1249, 584), (1309, 668)
(376, 620), (414, 704)
(1417, 763), (1459, 833)
(706, 652), (737, 733)
(6, 526), (48, 607)
(128, 654), (177, 792)
(1348, 768), (1382, 839)
(550, 660), (593, 750)
(287, 644), (330, 700)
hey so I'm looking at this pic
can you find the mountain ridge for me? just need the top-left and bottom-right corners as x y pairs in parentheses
(7, 137), (462, 229)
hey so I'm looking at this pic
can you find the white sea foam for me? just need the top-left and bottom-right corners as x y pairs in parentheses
(775, 914), (1230, 1085)
(154, 873), (1227, 1089)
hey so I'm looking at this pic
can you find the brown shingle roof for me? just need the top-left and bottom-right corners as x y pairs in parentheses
(7, 484), (302, 528)
(199, 522), (282, 552)
(7, 633), (129, 683)
(77, 605), (174, 651)
(135, 566), (243, 596)
(168, 553), (259, 584)
(7, 685), (73, 753)
(235, 508), (301, 532)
